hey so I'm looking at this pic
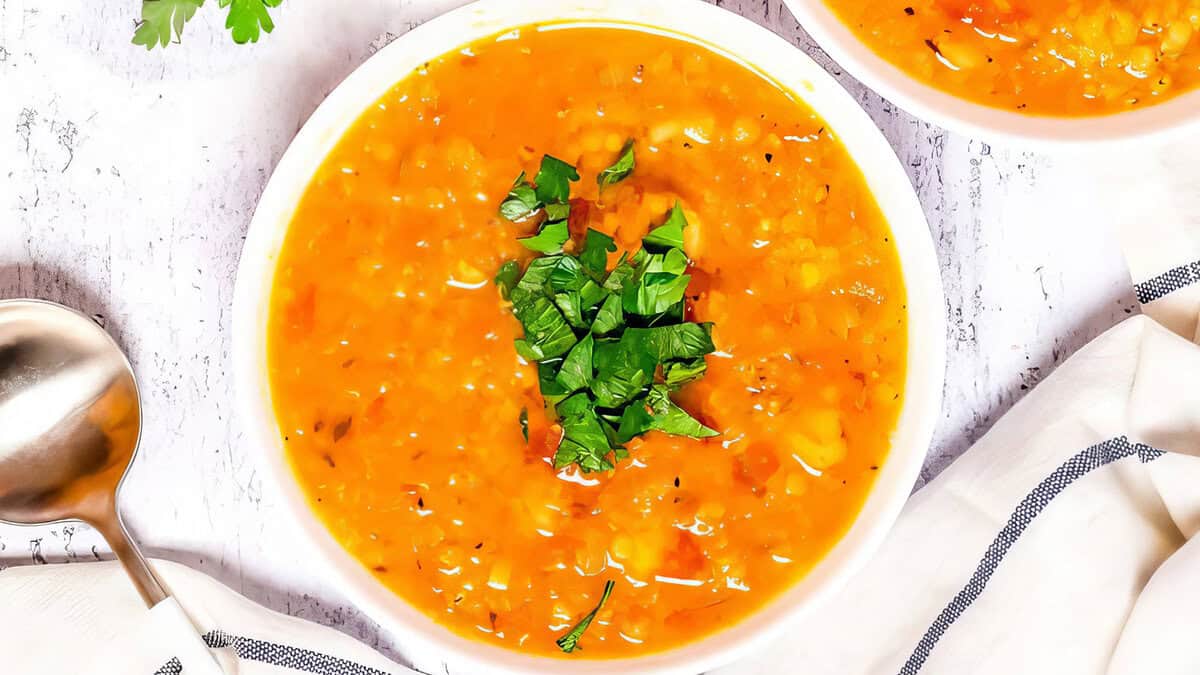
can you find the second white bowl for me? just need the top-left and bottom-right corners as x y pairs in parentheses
(784, 0), (1200, 147)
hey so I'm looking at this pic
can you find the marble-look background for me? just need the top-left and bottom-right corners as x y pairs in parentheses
(0, 0), (1137, 672)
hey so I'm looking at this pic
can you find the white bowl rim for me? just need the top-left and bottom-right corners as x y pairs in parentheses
(231, 1), (947, 673)
(782, 0), (1200, 148)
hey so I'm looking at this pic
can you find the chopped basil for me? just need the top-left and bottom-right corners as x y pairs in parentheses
(597, 139), (635, 188)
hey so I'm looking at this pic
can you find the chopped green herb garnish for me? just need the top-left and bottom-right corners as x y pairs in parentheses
(663, 357), (708, 389)
(643, 201), (689, 252)
(500, 172), (540, 222)
(501, 155), (578, 226)
(597, 139), (636, 188)
(555, 334), (595, 394)
(533, 155), (580, 204)
(617, 384), (719, 442)
(555, 580), (616, 654)
(494, 261), (522, 300)
(518, 220), (570, 254)
(492, 142), (718, 474)
(580, 229), (617, 280)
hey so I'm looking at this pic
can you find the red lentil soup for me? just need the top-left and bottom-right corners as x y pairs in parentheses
(826, 0), (1200, 116)
(268, 24), (907, 658)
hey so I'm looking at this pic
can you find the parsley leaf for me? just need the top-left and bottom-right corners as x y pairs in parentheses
(643, 202), (688, 252)
(548, 255), (587, 292)
(132, 0), (204, 49)
(616, 248), (689, 315)
(580, 229), (617, 279)
(537, 360), (570, 406)
(591, 364), (650, 409)
(590, 294), (624, 335)
(617, 384), (718, 442)
(494, 260), (521, 300)
(645, 384), (718, 437)
(512, 257), (558, 299)
(663, 357), (708, 388)
(579, 280), (607, 311)
(555, 335), (595, 393)
(544, 202), (571, 222)
(554, 291), (586, 329)
(590, 357), (652, 408)
(513, 296), (576, 360)
(556, 580), (616, 653)
(218, 0), (281, 44)
(534, 155), (580, 204)
(500, 172), (540, 221)
(597, 139), (635, 188)
(623, 265), (691, 317)
(555, 394), (616, 472)
(519, 221), (570, 254)
(621, 323), (715, 361)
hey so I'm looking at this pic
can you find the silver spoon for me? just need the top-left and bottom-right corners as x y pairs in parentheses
(0, 298), (221, 672)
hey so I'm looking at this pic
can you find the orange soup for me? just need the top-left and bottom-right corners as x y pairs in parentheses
(268, 25), (907, 658)
(826, 0), (1200, 116)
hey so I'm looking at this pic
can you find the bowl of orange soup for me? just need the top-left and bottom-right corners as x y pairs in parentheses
(232, 0), (944, 672)
(785, 0), (1200, 143)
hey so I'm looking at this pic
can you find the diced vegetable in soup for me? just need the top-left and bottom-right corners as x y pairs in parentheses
(268, 25), (907, 658)
(825, 0), (1200, 116)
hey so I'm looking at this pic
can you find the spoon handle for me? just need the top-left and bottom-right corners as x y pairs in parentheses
(92, 508), (168, 607)
(93, 508), (225, 674)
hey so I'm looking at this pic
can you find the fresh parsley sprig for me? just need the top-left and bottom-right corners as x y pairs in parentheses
(555, 580), (615, 653)
(132, 0), (283, 50)
(496, 142), (718, 474)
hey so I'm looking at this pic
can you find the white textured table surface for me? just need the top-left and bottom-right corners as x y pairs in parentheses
(0, 0), (1138, 672)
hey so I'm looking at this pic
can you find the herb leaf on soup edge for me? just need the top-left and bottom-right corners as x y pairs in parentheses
(556, 580), (616, 653)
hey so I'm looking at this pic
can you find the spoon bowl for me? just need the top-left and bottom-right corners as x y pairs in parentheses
(0, 299), (163, 605)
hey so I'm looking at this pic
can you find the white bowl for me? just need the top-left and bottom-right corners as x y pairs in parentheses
(232, 0), (945, 673)
(783, 0), (1200, 146)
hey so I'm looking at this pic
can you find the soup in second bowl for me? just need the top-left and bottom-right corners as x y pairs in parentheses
(825, 0), (1200, 116)
(268, 24), (908, 658)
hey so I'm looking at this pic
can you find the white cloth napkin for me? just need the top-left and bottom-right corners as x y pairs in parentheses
(0, 558), (414, 675)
